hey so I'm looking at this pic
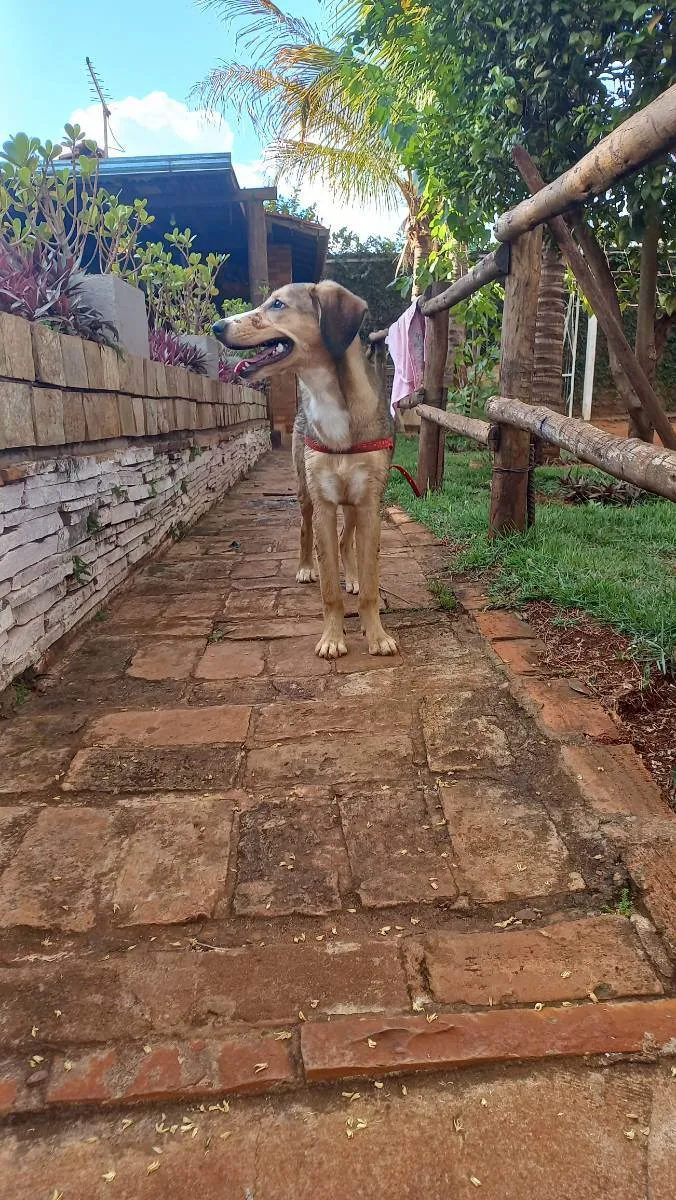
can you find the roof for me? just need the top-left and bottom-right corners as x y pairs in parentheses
(93, 152), (328, 295)
(97, 152), (236, 182)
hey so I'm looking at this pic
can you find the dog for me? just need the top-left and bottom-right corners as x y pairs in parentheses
(213, 280), (397, 659)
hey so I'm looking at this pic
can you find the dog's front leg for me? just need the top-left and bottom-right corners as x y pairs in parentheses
(355, 503), (398, 655)
(313, 499), (347, 658)
(296, 494), (317, 583)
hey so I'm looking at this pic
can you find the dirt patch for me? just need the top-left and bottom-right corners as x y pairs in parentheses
(522, 601), (675, 807)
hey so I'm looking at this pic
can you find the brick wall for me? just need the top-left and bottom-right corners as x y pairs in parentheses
(266, 245), (298, 440)
(0, 312), (270, 690)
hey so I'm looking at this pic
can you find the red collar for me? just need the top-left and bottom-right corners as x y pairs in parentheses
(305, 436), (395, 455)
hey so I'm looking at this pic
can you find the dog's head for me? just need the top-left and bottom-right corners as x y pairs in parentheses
(212, 281), (367, 382)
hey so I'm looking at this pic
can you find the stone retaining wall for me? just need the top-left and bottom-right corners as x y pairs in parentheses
(0, 313), (270, 690)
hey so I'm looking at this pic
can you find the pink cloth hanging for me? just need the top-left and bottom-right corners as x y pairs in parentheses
(386, 300), (425, 413)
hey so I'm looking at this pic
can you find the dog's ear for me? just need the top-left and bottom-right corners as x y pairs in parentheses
(312, 282), (367, 359)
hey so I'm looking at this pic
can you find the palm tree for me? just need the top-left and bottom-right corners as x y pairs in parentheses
(193, 0), (431, 292)
(533, 245), (568, 413)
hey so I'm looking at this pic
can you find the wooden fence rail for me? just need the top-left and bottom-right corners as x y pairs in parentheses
(484, 398), (676, 502)
(415, 404), (493, 446)
(376, 81), (676, 528)
(495, 86), (676, 243)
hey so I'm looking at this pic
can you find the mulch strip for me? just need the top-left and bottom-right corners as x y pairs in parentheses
(522, 601), (675, 807)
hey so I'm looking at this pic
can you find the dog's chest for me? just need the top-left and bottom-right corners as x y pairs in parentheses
(315, 459), (370, 506)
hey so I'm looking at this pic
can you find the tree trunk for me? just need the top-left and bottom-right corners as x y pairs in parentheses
(410, 227), (433, 299)
(633, 214), (661, 440)
(533, 245), (567, 412)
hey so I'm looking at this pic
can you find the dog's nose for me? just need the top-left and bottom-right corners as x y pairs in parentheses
(212, 319), (226, 339)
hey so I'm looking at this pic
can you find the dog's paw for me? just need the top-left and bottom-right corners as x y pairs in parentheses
(344, 579), (360, 594)
(368, 632), (398, 656)
(315, 634), (348, 659)
(296, 567), (317, 584)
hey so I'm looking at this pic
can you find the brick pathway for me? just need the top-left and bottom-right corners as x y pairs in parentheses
(1, 449), (674, 1198)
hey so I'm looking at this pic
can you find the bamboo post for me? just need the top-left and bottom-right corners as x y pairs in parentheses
(417, 284), (450, 493)
(510, 146), (676, 449)
(489, 227), (543, 535)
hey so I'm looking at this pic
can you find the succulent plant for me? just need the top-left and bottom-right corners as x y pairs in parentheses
(149, 328), (207, 374)
(0, 239), (118, 346)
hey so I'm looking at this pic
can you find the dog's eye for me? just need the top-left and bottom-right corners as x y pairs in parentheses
(270, 298), (286, 310)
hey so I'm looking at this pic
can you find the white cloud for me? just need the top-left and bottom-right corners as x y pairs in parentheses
(68, 92), (233, 158)
(296, 179), (407, 240)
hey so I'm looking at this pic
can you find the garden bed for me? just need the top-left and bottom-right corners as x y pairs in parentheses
(386, 436), (676, 805)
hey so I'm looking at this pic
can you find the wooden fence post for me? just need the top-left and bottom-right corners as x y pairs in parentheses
(417, 285), (450, 493)
(489, 227), (543, 535)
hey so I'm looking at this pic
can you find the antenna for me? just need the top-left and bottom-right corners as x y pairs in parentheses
(86, 56), (112, 158)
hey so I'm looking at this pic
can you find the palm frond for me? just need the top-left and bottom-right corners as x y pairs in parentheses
(198, 0), (322, 61)
(266, 138), (405, 210)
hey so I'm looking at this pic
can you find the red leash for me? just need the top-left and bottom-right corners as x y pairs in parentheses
(304, 435), (421, 497)
(389, 462), (422, 497)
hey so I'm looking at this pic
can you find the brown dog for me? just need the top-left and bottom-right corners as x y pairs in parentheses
(213, 281), (397, 659)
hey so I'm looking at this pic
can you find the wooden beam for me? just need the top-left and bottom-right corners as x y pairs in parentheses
(510, 146), (676, 450)
(419, 244), (511, 316)
(489, 227), (543, 536)
(485, 397), (676, 501)
(246, 200), (269, 306)
(416, 404), (492, 445)
(417, 284), (449, 493)
(232, 187), (278, 203)
(368, 244), (511, 344)
(496, 84), (676, 242)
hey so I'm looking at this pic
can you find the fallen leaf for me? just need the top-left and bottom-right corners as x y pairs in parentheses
(147, 1160), (161, 1174)
(63, 1060), (73, 1072)
(560, 970), (571, 979)
(470, 1176), (482, 1187)
(367, 1038), (377, 1049)
(143, 1044), (152, 1054)
(253, 1062), (269, 1073)
(120, 1118), (134, 1131)
(102, 1170), (116, 1183)
(274, 1031), (292, 1040)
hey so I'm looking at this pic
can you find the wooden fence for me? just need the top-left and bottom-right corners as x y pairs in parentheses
(370, 84), (676, 533)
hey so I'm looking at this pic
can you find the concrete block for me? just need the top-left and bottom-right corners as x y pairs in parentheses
(31, 388), (65, 446)
(0, 380), (35, 450)
(31, 324), (66, 386)
(76, 274), (150, 358)
(0, 313), (35, 380)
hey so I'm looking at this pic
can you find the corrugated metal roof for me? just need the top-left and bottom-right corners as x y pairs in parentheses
(97, 152), (234, 179)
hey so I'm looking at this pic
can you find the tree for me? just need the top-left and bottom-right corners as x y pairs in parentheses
(193, 0), (434, 293)
(352, 0), (675, 436)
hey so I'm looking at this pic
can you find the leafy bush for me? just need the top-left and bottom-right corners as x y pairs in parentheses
(149, 329), (207, 374)
(0, 125), (154, 274)
(0, 240), (118, 345)
(124, 228), (227, 336)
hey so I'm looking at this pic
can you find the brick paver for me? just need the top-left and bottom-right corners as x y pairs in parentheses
(0, 448), (674, 1194)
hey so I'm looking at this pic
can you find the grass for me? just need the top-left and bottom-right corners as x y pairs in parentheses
(386, 436), (676, 672)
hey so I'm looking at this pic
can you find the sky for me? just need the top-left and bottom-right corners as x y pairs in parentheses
(0, 0), (404, 238)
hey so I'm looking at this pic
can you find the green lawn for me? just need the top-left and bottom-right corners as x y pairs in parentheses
(386, 436), (676, 672)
